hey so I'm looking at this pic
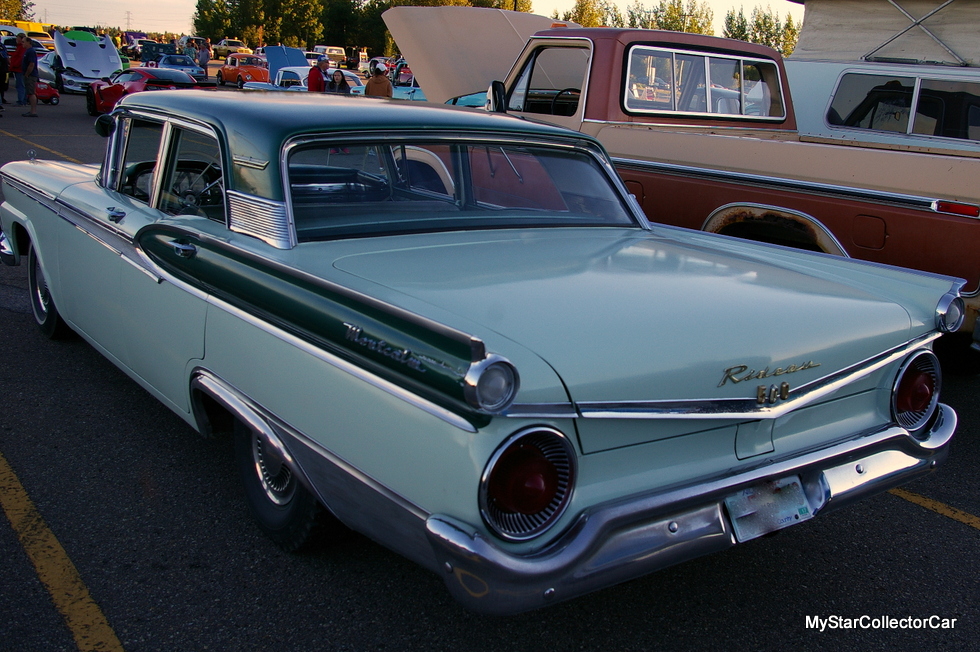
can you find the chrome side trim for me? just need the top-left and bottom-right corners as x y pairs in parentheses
(226, 191), (295, 250)
(203, 292), (478, 433)
(612, 156), (944, 212)
(426, 404), (956, 615)
(505, 333), (940, 420)
(2, 173), (58, 205)
(189, 369), (438, 571)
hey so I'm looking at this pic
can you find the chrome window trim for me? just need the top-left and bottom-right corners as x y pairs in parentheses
(281, 132), (646, 243)
(825, 68), (980, 146)
(623, 44), (787, 121)
(611, 156), (949, 213)
(508, 37), (593, 121)
(506, 333), (942, 420)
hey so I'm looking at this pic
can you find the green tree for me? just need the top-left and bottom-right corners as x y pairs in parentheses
(780, 13), (799, 56)
(626, 1), (655, 29)
(563, 0), (604, 27)
(651, 0), (712, 35)
(0, 0), (34, 21)
(749, 5), (780, 49)
(722, 7), (749, 42)
(193, 0), (232, 40)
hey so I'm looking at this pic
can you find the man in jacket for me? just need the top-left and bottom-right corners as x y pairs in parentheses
(364, 62), (392, 98)
(307, 57), (329, 93)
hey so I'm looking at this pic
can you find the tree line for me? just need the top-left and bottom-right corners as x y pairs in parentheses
(2, 0), (799, 59)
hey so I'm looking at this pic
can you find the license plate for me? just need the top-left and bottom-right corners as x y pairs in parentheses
(724, 475), (813, 543)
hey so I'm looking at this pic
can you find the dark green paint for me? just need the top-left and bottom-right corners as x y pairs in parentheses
(138, 223), (491, 427)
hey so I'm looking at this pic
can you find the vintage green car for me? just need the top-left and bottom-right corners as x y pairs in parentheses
(0, 91), (964, 614)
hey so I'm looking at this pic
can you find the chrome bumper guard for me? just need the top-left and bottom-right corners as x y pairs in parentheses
(426, 404), (956, 615)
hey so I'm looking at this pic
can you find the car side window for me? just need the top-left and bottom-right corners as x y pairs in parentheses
(507, 46), (589, 117)
(625, 46), (783, 118)
(824, 72), (980, 142)
(118, 118), (164, 203)
(158, 127), (225, 221)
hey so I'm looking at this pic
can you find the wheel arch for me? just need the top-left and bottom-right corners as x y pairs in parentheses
(702, 203), (849, 257)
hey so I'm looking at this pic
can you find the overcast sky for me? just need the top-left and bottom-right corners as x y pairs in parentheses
(30, 0), (803, 38)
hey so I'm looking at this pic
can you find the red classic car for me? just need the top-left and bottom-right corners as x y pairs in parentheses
(86, 68), (212, 115)
(217, 53), (269, 88)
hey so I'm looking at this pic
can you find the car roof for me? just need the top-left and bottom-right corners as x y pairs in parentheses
(118, 90), (603, 199)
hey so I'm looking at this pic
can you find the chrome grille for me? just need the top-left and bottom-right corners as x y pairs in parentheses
(227, 191), (295, 249)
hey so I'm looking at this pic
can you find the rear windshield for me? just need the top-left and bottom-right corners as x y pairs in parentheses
(287, 139), (635, 242)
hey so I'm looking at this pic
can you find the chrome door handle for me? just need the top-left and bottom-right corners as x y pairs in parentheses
(107, 207), (126, 223)
(171, 241), (197, 259)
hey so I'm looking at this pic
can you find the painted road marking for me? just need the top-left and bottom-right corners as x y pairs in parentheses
(0, 129), (85, 164)
(890, 487), (980, 530)
(0, 451), (124, 652)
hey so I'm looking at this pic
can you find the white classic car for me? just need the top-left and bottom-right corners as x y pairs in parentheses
(0, 91), (963, 614)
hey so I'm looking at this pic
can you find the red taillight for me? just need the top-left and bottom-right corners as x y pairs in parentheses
(936, 201), (980, 218)
(892, 350), (941, 433)
(896, 368), (934, 413)
(487, 443), (559, 515)
(481, 428), (575, 541)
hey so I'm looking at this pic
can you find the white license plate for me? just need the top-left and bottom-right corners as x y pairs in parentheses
(724, 475), (813, 542)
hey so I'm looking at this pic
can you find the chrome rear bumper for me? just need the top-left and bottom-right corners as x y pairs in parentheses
(426, 404), (956, 615)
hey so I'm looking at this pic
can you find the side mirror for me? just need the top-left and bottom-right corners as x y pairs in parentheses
(486, 80), (507, 113)
(94, 114), (115, 137)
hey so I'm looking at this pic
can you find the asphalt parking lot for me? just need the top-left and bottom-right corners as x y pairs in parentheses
(1, 90), (979, 651)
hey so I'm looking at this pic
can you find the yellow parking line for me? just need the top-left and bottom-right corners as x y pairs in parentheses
(889, 487), (980, 530)
(0, 129), (84, 164)
(0, 451), (124, 651)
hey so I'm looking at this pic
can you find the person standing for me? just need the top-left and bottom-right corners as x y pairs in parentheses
(10, 35), (26, 106)
(19, 33), (39, 117)
(0, 45), (9, 108)
(308, 57), (329, 93)
(363, 62), (392, 98)
(326, 69), (351, 94)
(198, 39), (212, 79)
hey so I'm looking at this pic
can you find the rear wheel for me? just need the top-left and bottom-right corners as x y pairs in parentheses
(27, 243), (72, 339)
(234, 419), (326, 551)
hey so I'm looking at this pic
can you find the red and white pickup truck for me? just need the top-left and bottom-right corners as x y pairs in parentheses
(386, 6), (980, 364)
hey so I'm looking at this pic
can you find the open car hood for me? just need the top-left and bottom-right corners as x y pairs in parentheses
(382, 6), (577, 103)
(265, 46), (309, 81)
(54, 30), (122, 79)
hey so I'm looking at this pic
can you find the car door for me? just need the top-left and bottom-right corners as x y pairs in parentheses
(58, 115), (217, 413)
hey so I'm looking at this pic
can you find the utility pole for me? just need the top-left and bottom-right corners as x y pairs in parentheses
(126, 11), (133, 30)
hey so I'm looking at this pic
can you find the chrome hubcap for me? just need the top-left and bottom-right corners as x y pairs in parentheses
(252, 435), (295, 505)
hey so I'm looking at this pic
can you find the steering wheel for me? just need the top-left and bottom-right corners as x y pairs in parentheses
(170, 157), (223, 214)
(121, 161), (157, 202)
(550, 87), (581, 115)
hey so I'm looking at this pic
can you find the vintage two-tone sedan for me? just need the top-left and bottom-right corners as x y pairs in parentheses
(0, 91), (964, 614)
